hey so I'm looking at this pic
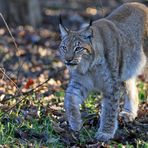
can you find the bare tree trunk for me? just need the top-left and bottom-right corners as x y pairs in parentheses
(0, 0), (8, 25)
(0, 0), (42, 27)
(28, 0), (42, 27)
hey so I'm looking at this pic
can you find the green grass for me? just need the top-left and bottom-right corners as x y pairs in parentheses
(0, 82), (147, 147)
(0, 111), (64, 147)
(138, 82), (147, 102)
(0, 93), (65, 147)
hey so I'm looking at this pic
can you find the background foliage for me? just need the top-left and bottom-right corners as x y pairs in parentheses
(0, 0), (147, 147)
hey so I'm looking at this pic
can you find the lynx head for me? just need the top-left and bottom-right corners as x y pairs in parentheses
(59, 18), (94, 74)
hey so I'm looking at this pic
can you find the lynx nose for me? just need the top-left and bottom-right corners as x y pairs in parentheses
(65, 55), (74, 63)
(65, 56), (75, 65)
(66, 58), (73, 63)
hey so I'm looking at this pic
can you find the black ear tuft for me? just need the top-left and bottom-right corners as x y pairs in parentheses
(59, 15), (68, 32)
(59, 15), (69, 38)
(59, 15), (63, 25)
(89, 18), (93, 26)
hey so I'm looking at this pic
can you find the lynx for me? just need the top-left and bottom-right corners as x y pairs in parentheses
(59, 2), (148, 141)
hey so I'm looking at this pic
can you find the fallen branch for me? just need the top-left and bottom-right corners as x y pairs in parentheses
(0, 13), (25, 103)
(0, 67), (65, 118)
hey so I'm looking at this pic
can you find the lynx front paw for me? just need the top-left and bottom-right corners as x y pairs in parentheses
(69, 118), (82, 131)
(95, 131), (114, 142)
(119, 111), (137, 122)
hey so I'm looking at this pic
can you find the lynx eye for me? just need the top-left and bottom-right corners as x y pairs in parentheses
(74, 47), (83, 53)
(60, 46), (67, 52)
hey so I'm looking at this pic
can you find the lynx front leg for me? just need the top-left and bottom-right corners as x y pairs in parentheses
(120, 78), (139, 122)
(64, 93), (82, 131)
(64, 82), (89, 131)
(95, 91), (120, 141)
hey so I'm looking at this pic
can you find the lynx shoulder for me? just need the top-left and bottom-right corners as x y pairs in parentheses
(91, 2), (148, 80)
(108, 2), (148, 37)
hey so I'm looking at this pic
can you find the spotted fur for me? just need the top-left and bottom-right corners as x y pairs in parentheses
(59, 2), (148, 141)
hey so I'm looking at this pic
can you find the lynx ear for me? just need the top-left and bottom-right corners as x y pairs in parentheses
(59, 24), (68, 38)
(59, 15), (69, 38)
(84, 28), (93, 39)
(81, 28), (93, 41)
(81, 18), (93, 40)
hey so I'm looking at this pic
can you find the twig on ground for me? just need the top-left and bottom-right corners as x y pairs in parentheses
(82, 126), (94, 142)
(0, 68), (21, 92)
(0, 13), (23, 94)
(0, 67), (5, 80)
(0, 67), (65, 119)
(0, 13), (19, 52)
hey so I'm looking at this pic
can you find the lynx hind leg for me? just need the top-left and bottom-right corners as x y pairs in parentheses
(95, 96), (119, 141)
(96, 85), (120, 141)
(120, 78), (139, 122)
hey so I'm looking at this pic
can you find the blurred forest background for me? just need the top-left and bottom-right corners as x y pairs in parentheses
(0, 0), (147, 147)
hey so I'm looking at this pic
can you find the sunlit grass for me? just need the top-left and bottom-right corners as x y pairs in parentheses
(0, 110), (64, 147)
(0, 81), (147, 147)
(137, 81), (147, 102)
